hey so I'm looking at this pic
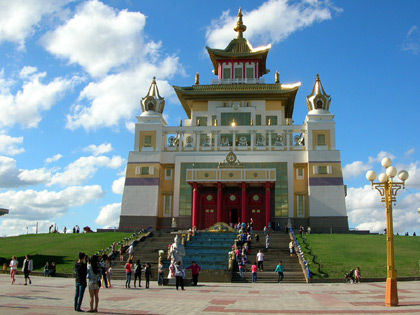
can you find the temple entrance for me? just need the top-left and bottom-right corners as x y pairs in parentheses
(229, 208), (238, 225)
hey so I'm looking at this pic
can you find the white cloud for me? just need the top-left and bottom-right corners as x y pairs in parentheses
(112, 176), (125, 194)
(0, 0), (72, 49)
(83, 143), (113, 156)
(367, 150), (395, 164)
(342, 161), (371, 180)
(42, 0), (147, 77)
(0, 66), (80, 128)
(405, 148), (415, 157)
(346, 186), (420, 234)
(95, 202), (120, 227)
(0, 185), (103, 221)
(0, 156), (49, 187)
(0, 134), (24, 155)
(45, 153), (63, 164)
(0, 219), (53, 237)
(402, 25), (420, 55)
(66, 60), (179, 130)
(49, 155), (123, 186)
(206, 0), (340, 49)
(18, 168), (51, 184)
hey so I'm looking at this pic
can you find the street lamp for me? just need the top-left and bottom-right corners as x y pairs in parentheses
(366, 157), (409, 307)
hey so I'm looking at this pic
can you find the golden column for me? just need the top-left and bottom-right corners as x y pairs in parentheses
(366, 157), (409, 307)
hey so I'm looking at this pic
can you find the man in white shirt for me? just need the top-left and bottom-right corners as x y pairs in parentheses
(256, 250), (264, 271)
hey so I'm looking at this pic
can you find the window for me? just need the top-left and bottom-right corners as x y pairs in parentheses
(266, 116), (278, 126)
(221, 112), (251, 126)
(165, 168), (173, 180)
(318, 165), (327, 174)
(255, 115), (261, 126)
(234, 67), (242, 79)
(246, 67), (254, 79)
(317, 134), (326, 146)
(196, 116), (207, 126)
(297, 195), (305, 217)
(141, 166), (149, 175)
(136, 166), (141, 175)
(223, 68), (231, 79)
(296, 168), (304, 180)
(164, 195), (173, 215)
(144, 135), (152, 147)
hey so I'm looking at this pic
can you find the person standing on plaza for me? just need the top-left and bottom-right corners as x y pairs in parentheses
(144, 262), (152, 289)
(157, 261), (164, 286)
(256, 250), (264, 271)
(307, 226), (311, 235)
(125, 259), (133, 288)
(186, 261), (201, 286)
(174, 261), (185, 291)
(133, 259), (142, 288)
(74, 252), (87, 312)
(354, 267), (361, 283)
(22, 254), (33, 285)
(106, 261), (113, 288)
(9, 256), (18, 284)
(87, 255), (101, 313)
(251, 261), (258, 283)
(44, 262), (49, 276)
(265, 233), (270, 249)
(274, 261), (284, 282)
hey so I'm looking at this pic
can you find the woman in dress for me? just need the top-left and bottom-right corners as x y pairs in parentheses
(87, 255), (101, 313)
(9, 256), (18, 284)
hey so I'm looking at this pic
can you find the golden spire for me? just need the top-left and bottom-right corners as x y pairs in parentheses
(234, 8), (246, 39)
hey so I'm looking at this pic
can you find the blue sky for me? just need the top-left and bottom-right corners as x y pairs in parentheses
(0, 0), (419, 236)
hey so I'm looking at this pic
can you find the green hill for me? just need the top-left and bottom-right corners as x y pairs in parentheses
(296, 234), (420, 279)
(0, 232), (132, 274)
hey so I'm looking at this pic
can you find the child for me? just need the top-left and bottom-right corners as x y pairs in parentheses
(9, 256), (18, 284)
(354, 267), (361, 283)
(144, 263), (152, 289)
(251, 262), (258, 283)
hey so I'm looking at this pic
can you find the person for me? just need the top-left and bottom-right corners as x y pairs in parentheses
(63, 226), (67, 234)
(255, 233), (259, 242)
(119, 245), (125, 262)
(174, 261), (185, 290)
(299, 225), (305, 237)
(128, 243), (134, 261)
(43, 262), (49, 277)
(307, 226), (311, 235)
(354, 267), (361, 283)
(144, 263), (152, 289)
(87, 255), (101, 313)
(74, 252), (87, 312)
(22, 254), (33, 285)
(265, 233), (270, 249)
(186, 261), (201, 286)
(289, 240), (294, 256)
(125, 259), (133, 288)
(133, 259), (142, 288)
(251, 261), (258, 283)
(275, 261), (284, 282)
(9, 256), (18, 284)
(49, 262), (56, 276)
(157, 262), (164, 286)
(100, 254), (108, 288)
(106, 261), (112, 288)
(238, 260), (245, 278)
(263, 226), (268, 235)
(256, 250), (264, 271)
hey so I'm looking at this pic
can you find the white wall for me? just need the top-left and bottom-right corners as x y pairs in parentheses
(308, 185), (346, 217)
(121, 185), (159, 216)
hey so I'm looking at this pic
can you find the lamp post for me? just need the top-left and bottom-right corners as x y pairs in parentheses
(366, 157), (409, 307)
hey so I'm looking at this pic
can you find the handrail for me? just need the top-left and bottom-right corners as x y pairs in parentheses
(289, 227), (311, 283)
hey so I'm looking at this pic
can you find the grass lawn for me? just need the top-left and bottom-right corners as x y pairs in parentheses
(296, 234), (420, 279)
(0, 232), (132, 274)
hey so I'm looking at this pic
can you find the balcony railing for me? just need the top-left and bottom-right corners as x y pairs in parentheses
(211, 78), (265, 85)
(163, 125), (306, 152)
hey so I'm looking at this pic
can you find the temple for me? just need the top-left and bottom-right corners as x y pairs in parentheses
(119, 9), (348, 232)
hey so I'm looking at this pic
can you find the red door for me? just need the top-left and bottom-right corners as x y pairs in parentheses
(199, 192), (217, 229)
(224, 190), (241, 224)
(248, 192), (265, 230)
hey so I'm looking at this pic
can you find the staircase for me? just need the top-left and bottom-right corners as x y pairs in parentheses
(111, 231), (174, 280)
(231, 232), (306, 283)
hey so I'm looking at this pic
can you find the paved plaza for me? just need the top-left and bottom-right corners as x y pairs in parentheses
(1, 274), (420, 314)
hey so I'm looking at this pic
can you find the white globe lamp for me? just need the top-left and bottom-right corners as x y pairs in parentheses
(381, 157), (392, 168)
(378, 173), (387, 183)
(366, 170), (377, 182)
(386, 166), (397, 178)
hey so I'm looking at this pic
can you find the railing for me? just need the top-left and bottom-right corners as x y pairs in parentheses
(163, 125), (306, 152)
(211, 78), (265, 84)
(289, 227), (311, 283)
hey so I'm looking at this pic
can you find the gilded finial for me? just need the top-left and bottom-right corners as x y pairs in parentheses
(195, 72), (200, 85)
(234, 8), (246, 39)
(275, 71), (280, 84)
(316, 73), (320, 81)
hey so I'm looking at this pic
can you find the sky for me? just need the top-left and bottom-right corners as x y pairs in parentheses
(0, 0), (419, 236)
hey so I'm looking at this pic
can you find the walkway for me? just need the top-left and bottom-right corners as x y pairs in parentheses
(0, 275), (419, 314)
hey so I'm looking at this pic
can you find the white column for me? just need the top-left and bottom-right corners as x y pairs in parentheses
(268, 131), (272, 150)
(251, 131), (255, 151)
(214, 131), (219, 150)
(232, 132), (236, 151)
(286, 132), (291, 151)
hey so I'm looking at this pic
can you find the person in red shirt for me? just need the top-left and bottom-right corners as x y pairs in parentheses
(251, 262), (258, 283)
(125, 259), (132, 288)
(186, 261), (201, 286)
